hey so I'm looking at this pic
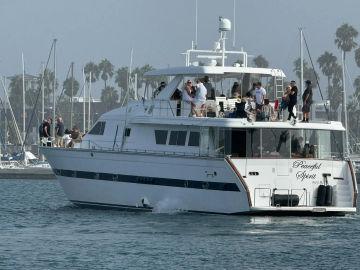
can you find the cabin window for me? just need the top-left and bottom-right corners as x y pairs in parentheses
(169, 131), (187, 146)
(155, 130), (168, 145)
(262, 129), (290, 158)
(124, 128), (131, 137)
(246, 129), (260, 158)
(88, 121), (106, 135)
(188, 132), (200, 147)
(330, 131), (344, 159)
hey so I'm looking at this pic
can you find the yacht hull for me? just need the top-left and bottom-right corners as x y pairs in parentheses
(41, 147), (357, 215)
(42, 147), (250, 214)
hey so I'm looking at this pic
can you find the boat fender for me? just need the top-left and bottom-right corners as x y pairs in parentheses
(324, 185), (333, 206)
(316, 185), (326, 206)
(271, 194), (299, 207)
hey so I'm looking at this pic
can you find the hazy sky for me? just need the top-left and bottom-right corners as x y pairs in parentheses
(1, 0), (360, 97)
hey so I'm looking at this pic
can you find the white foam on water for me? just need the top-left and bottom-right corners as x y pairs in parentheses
(152, 197), (184, 214)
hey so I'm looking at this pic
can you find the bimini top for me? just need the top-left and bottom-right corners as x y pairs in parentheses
(145, 66), (285, 78)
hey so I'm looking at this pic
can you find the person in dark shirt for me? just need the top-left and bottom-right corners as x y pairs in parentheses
(42, 118), (51, 138)
(302, 80), (313, 122)
(40, 118), (52, 146)
(203, 76), (215, 100)
(153, 81), (166, 98)
(287, 80), (298, 121)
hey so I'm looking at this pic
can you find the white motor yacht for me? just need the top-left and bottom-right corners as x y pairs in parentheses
(41, 18), (357, 215)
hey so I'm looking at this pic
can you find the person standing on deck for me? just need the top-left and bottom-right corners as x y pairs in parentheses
(302, 80), (313, 122)
(255, 82), (266, 110)
(287, 80), (298, 122)
(203, 76), (215, 100)
(55, 116), (65, 147)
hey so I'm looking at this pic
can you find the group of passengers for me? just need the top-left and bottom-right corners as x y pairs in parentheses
(230, 81), (276, 122)
(182, 78), (209, 117)
(291, 136), (316, 158)
(158, 75), (314, 121)
(39, 116), (83, 148)
(280, 79), (313, 123)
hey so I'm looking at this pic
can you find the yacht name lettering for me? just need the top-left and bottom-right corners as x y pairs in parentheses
(296, 171), (317, 182)
(292, 160), (322, 171)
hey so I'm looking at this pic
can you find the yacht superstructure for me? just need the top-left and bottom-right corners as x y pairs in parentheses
(41, 18), (357, 215)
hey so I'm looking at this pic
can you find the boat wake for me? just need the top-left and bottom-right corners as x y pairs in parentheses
(152, 197), (184, 214)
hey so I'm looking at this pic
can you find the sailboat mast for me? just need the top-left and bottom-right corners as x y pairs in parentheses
(300, 28), (304, 99)
(70, 62), (74, 129)
(41, 63), (45, 122)
(88, 72), (92, 130)
(83, 67), (86, 133)
(52, 39), (57, 141)
(342, 51), (349, 156)
(22, 52), (26, 144)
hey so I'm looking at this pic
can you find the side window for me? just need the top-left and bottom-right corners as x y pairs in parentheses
(188, 131), (200, 146)
(169, 131), (187, 146)
(88, 121), (106, 135)
(124, 128), (131, 137)
(155, 130), (168, 145)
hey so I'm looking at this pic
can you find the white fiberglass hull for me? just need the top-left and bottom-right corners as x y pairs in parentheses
(41, 147), (357, 215)
(42, 147), (250, 214)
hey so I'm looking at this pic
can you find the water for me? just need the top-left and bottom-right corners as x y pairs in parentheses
(0, 179), (359, 270)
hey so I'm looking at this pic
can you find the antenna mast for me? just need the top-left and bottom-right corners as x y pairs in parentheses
(195, 0), (198, 49)
(233, 0), (236, 48)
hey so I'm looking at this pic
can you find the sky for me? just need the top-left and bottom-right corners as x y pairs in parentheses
(0, 0), (359, 97)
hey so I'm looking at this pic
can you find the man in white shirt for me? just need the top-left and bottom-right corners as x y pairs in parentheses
(255, 81), (266, 110)
(194, 80), (207, 116)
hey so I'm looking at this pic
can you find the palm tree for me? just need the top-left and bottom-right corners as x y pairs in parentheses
(84, 62), (99, 83)
(253, 55), (269, 68)
(37, 68), (57, 105)
(354, 76), (360, 100)
(101, 86), (119, 110)
(115, 67), (128, 103)
(8, 75), (24, 118)
(63, 77), (80, 98)
(317, 51), (337, 91)
(98, 59), (114, 89)
(355, 47), (360, 68)
(335, 24), (358, 56)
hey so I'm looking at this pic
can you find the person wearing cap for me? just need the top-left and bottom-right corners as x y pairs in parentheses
(302, 80), (313, 122)
(287, 80), (298, 122)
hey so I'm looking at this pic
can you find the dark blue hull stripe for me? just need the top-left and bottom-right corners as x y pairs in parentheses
(54, 169), (240, 192)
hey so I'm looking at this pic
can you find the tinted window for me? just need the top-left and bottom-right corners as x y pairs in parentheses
(169, 131), (178, 145)
(169, 131), (187, 146)
(262, 129), (290, 158)
(188, 131), (200, 146)
(155, 130), (168, 144)
(124, 128), (131, 137)
(246, 129), (260, 157)
(88, 121), (106, 135)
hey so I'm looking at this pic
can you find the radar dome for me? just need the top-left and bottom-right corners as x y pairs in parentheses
(219, 17), (231, 32)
